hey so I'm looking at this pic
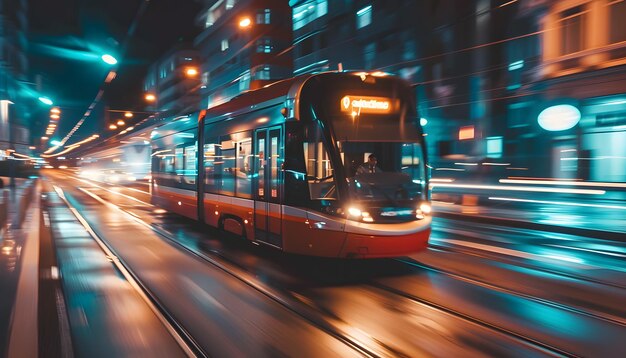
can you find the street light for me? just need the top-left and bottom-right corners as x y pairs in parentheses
(185, 67), (199, 77)
(124, 111), (133, 118)
(145, 93), (156, 102)
(51, 107), (61, 114)
(38, 97), (53, 105)
(101, 54), (118, 65)
(239, 17), (252, 28)
(116, 119), (125, 126)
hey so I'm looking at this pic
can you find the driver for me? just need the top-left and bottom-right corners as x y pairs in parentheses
(356, 154), (382, 175)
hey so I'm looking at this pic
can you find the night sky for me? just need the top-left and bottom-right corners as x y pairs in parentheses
(28, 0), (202, 143)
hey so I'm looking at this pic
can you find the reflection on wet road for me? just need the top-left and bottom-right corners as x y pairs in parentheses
(43, 171), (626, 357)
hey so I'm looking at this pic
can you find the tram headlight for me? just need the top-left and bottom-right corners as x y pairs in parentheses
(347, 207), (362, 217)
(416, 202), (432, 219)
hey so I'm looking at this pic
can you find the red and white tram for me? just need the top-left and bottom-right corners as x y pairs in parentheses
(151, 72), (431, 258)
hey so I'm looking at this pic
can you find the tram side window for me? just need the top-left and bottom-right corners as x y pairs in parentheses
(236, 137), (252, 198)
(220, 138), (235, 196)
(401, 143), (424, 183)
(303, 141), (336, 200)
(175, 147), (184, 182)
(184, 143), (197, 185)
(204, 139), (219, 193)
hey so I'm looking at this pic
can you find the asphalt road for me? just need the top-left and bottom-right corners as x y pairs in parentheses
(41, 169), (626, 357)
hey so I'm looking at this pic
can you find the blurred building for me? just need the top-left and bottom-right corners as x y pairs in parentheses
(0, 0), (29, 155)
(289, 0), (510, 176)
(143, 44), (202, 115)
(505, 0), (626, 182)
(194, 0), (293, 108)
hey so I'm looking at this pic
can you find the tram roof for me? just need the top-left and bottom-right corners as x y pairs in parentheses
(203, 71), (398, 118)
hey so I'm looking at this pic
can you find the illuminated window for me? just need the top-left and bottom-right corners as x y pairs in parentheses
(257, 9), (271, 24)
(221, 39), (229, 51)
(558, 6), (585, 55)
(253, 66), (270, 80)
(239, 70), (250, 92)
(610, 0), (626, 44)
(205, 0), (236, 28)
(256, 38), (272, 53)
(486, 137), (503, 158)
(357, 5), (372, 29)
(293, 0), (327, 30)
(459, 126), (475, 140)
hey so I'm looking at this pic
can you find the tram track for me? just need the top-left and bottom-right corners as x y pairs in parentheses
(368, 280), (578, 358)
(392, 257), (626, 327)
(51, 185), (207, 358)
(63, 179), (621, 357)
(69, 185), (383, 357)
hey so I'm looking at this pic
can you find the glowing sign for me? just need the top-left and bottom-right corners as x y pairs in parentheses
(341, 96), (395, 114)
(459, 125), (475, 140)
(538, 104), (581, 131)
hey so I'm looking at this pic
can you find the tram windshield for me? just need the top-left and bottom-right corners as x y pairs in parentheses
(339, 141), (426, 204)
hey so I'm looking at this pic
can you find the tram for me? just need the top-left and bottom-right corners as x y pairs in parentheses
(151, 72), (431, 258)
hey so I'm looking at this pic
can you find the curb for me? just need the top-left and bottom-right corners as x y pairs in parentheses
(434, 211), (625, 242)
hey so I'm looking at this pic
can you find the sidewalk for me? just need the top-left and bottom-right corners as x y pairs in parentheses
(0, 179), (40, 357)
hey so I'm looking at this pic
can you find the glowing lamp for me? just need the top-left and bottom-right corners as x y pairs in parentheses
(538, 104), (581, 131)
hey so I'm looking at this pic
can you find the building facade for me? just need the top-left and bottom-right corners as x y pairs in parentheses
(289, 0), (511, 177)
(194, 0), (293, 108)
(507, 0), (626, 182)
(0, 0), (29, 155)
(143, 44), (202, 115)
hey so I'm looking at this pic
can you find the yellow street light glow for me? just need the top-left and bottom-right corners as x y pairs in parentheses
(109, 124), (118, 130)
(145, 93), (156, 102)
(50, 114), (60, 119)
(239, 17), (251, 28)
(117, 120), (125, 126)
(41, 136), (49, 140)
(185, 67), (199, 77)
(50, 108), (61, 114)
(124, 111), (133, 118)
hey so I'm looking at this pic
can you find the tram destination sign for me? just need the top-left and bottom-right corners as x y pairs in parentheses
(340, 95), (398, 114)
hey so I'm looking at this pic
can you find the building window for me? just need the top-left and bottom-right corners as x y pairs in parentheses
(364, 42), (376, 69)
(293, 0), (328, 30)
(205, 0), (237, 28)
(253, 66), (270, 80)
(610, 0), (626, 44)
(239, 70), (250, 92)
(299, 36), (314, 57)
(256, 38), (272, 53)
(558, 6), (586, 56)
(357, 5), (372, 29)
(202, 71), (210, 87)
(221, 39), (229, 51)
(486, 137), (503, 158)
(257, 9), (271, 24)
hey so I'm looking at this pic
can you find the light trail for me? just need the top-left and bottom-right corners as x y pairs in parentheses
(488, 196), (626, 210)
(500, 179), (626, 188)
(429, 183), (606, 195)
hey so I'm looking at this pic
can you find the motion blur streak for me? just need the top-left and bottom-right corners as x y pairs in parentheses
(429, 183), (605, 195)
(489, 197), (626, 211)
(500, 179), (626, 188)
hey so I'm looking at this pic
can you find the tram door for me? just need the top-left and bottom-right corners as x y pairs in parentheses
(254, 126), (283, 247)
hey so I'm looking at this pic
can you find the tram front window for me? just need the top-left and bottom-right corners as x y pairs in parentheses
(339, 141), (427, 221)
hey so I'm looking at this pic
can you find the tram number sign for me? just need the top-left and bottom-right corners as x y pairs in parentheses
(340, 95), (396, 114)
